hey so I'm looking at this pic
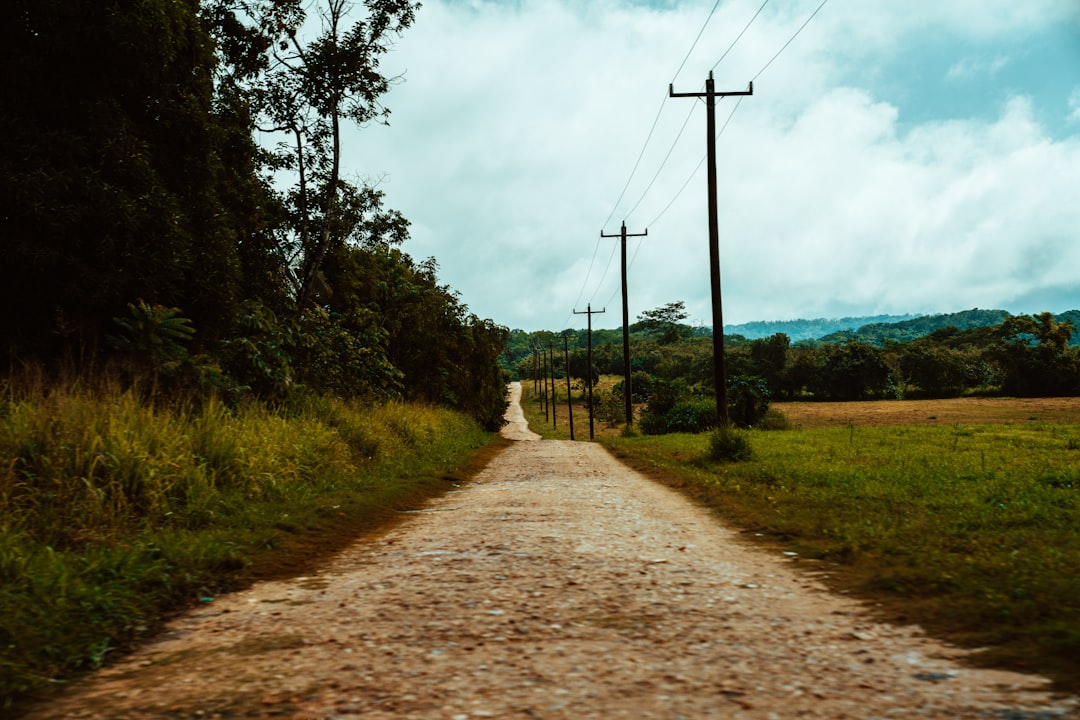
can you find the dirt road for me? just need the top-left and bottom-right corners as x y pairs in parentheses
(25, 383), (1078, 719)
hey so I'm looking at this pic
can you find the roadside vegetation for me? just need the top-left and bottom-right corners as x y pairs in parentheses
(0, 381), (493, 705)
(3, 2), (510, 710)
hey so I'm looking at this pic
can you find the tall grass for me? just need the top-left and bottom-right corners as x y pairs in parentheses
(0, 384), (490, 705)
(601, 422), (1080, 690)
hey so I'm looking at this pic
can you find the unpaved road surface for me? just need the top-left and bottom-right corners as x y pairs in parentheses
(25, 383), (1078, 719)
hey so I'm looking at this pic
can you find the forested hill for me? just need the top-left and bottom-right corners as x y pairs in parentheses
(725, 314), (916, 342)
(726, 308), (1080, 346)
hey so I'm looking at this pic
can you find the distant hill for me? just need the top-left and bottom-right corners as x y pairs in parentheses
(724, 314), (917, 342)
(725, 308), (1080, 346)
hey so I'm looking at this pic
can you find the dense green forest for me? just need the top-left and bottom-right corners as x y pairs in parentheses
(2, 0), (508, 429)
(504, 306), (1080, 431)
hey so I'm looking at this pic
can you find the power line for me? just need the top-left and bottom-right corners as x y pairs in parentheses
(638, 0), (830, 229)
(580, 0), (828, 323)
(712, 0), (770, 72)
(620, 103), (697, 222)
(618, 0), (771, 229)
(752, 0), (829, 82)
(644, 97), (744, 229)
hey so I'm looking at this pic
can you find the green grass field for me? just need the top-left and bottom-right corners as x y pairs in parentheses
(519, 387), (1080, 690)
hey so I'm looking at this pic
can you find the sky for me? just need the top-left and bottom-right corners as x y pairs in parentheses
(341, 0), (1080, 332)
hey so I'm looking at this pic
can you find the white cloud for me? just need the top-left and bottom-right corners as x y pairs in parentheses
(1070, 87), (1080, 124)
(945, 55), (1009, 82)
(343, 0), (1080, 330)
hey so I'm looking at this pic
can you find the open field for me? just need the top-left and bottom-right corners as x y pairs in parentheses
(776, 396), (1080, 429)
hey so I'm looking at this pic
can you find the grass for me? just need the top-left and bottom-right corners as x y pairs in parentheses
(597, 421), (1080, 691)
(0, 383), (494, 707)
(518, 379), (621, 441)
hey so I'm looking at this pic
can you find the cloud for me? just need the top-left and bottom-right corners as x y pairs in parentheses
(945, 55), (1009, 82)
(344, 0), (1080, 330)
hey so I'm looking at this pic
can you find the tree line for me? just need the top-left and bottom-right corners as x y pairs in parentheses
(505, 304), (1080, 431)
(2, 0), (508, 428)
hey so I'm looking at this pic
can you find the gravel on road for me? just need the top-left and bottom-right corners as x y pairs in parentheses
(23, 382), (1078, 719)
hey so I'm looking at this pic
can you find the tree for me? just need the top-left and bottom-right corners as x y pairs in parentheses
(991, 313), (1080, 396)
(636, 301), (691, 345)
(2, 0), (260, 359)
(813, 342), (890, 400)
(224, 0), (419, 311)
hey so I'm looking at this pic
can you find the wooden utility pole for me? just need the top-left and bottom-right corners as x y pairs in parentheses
(573, 304), (605, 439)
(600, 221), (647, 427)
(549, 344), (557, 429)
(563, 334), (575, 440)
(541, 343), (550, 422)
(669, 72), (752, 425)
(532, 341), (540, 395)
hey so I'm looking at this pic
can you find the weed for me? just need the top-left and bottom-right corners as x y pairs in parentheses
(707, 425), (753, 462)
(0, 384), (491, 705)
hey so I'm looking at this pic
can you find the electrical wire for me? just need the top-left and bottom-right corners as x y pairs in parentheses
(711, 0), (769, 72)
(599, 0), (723, 232)
(637, 0), (830, 230)
(617, 0), (770, 230)
(573, 0), (829, 326)
(752, 0), (829, 82)
(568, 0), (724, 328)
(644, 96), (744, 229)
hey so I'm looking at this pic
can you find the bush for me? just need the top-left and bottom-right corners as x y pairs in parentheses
(640, 400), (717, 435)
(707, 424), (753, 462)
(757, 407), (791, 431)
(646, 377), (689, 416)
(589, 388), (626, 426)
(728, 375), (770, 428)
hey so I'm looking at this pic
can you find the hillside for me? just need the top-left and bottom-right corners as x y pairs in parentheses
(726, 308), (1080, 346)
(724, 314), (917, 342)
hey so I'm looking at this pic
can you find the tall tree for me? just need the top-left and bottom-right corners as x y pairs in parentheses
(2, 0), (267, 360)
(225, 0), (418, 310)
(636, 301), (691, 345)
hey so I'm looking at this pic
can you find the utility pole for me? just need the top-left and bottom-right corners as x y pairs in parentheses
(549, 344), (557, 429)
(563, 334), (575, 440)
(573, 304), (605, 439)
(541, 343), (550, 422)
(532, 341), (539, 395)
(600, 221), (647, 427)
(670, 71), (752, 425)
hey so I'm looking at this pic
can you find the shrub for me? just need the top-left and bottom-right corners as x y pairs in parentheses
(640, 400), (717, 435)
(728, 375), (771, 428)
(707, 424), (753, 462)
(757, 407), (791, 431)
(646, 377), (689, 416)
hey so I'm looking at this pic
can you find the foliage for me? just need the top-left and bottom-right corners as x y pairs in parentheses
(990, 312), (1079, 397)
(812, 342), (891, 400)
(707, 424), (754, 462)
(639, 400), (717, 435)
(2, 0), (263, 355)
(589, 388), (626, 427)
(634, 301), (691, 344)
(0, 383), (490, 703)
(727, 375), (771, 428)
(108, 300), (196, 361)
(223, 0), (420, 309)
